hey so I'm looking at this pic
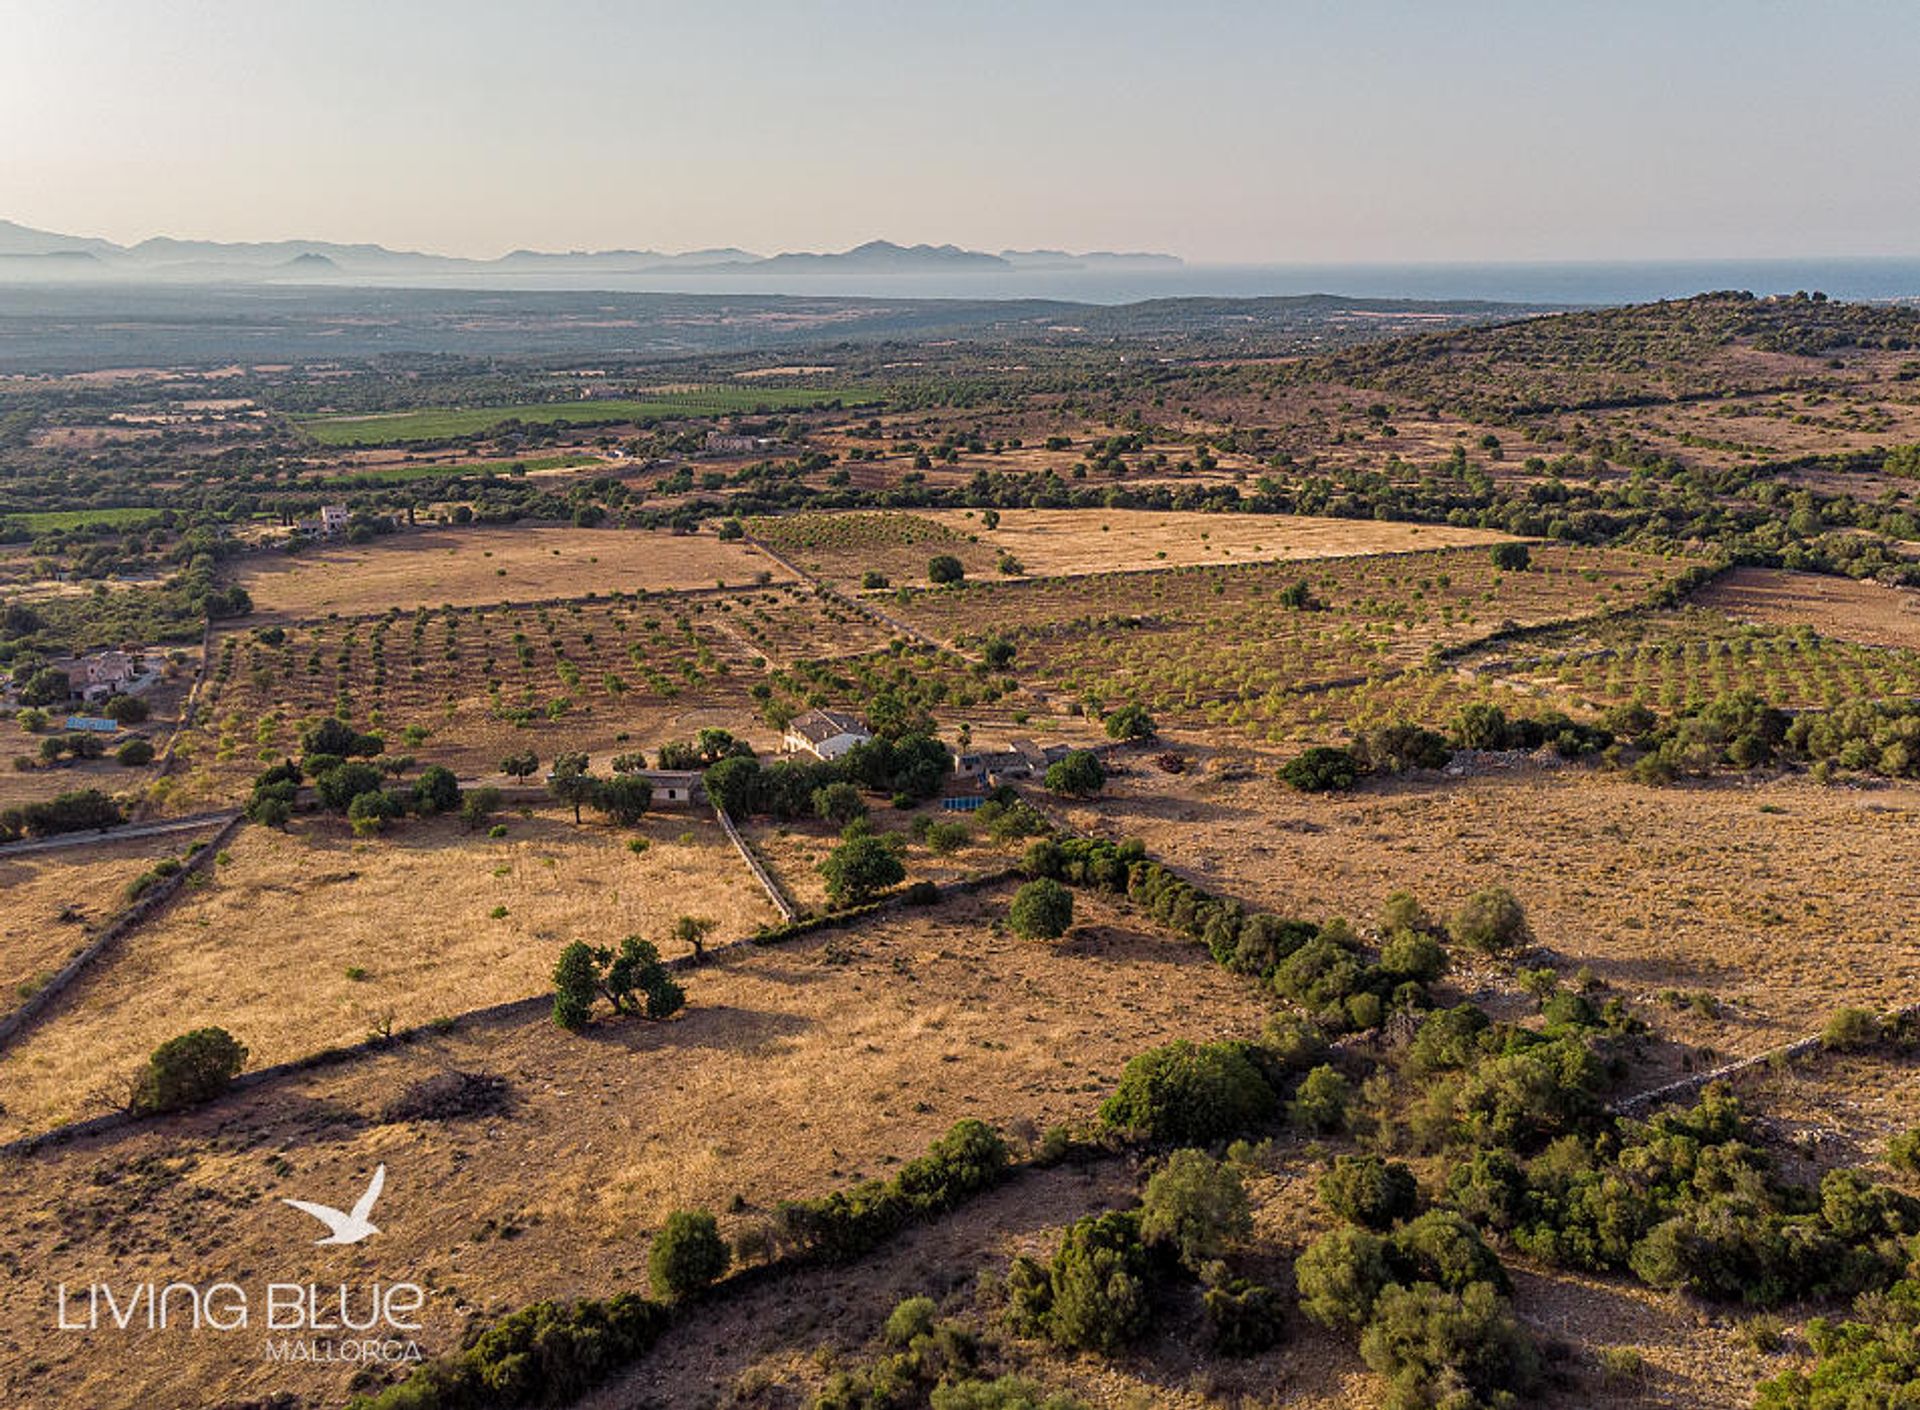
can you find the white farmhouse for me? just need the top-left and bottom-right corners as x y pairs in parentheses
(783, 708), (872, 761)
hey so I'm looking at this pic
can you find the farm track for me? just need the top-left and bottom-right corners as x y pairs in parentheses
(0, 808), (238, 857)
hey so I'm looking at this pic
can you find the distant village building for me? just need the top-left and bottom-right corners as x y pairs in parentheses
(62, 650), (150, 704)
(953, 737), (1072, 788)
(295, 504), (352, 539)
(704, 431), (779, 455)
(783, 708), (872, 761)
(633, 769), (703, 807)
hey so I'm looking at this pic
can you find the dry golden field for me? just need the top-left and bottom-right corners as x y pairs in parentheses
(923, 508), (1516, 576)
(234, 526), (794, 618)
(1080, 753), (1919, 1067)
(0, 825), (226, 1003)
(0, 807), (775, 1138)
(0, 886), (1272, 1409)
(1691, 565), (1920, 650)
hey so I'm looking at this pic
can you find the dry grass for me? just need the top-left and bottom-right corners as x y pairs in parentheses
(924, 507), (1517, 576)
(0, 807), (775, 1137)
(1692, 565), (1920, 650)
(233, 526), (794, 618)
(1083, 758), (1920, 1074)
(0, 886), (1271, 1408)
(0, 826), (225, 1003)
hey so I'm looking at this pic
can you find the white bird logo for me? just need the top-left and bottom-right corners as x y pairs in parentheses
(281, 1164), (386, 1245)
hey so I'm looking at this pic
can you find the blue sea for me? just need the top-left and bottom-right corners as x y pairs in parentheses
(386, 258), (1920, 307)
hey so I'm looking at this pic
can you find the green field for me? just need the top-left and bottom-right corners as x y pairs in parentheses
(294, 387), (858, 446)
(1, 506), (164, 532)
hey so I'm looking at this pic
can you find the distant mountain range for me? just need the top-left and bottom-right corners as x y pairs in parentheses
(0, 221), (1183, 283)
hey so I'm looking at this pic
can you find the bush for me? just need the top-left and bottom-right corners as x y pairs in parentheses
(1139, 1149), (1251, 1267)
(772, 1120), (1010, 1266)
(102, 693), (149, 725)
(883, 1295), (938, 1347)
(819, 833), (906, 906)
(1290, 1064), (1352, 1134)
(347, 788), (404, 835)
(931, 1377), (1086, 1410)
(1008, 878), (1074, 940)
(1296, 1226), (1392, 1330)
(1889, 1129), (1920, 1175)
(1203, 1278), (1288, 1356)
(648, 1209), (730, 1300)
(812, 781), (867, 826)
(115, 738), (154, 767)
(1822, 1006), (1883, 1052)
(1449, 886), (1530, 952)
(1358, 1279), (1540, 1408)
(1010, 1211), (1152, 1353)
(1320, 1155), (1420, 1230)
(129, 1027), (248, 1115)
(1280, 746), (1359, 792)
(927, 554), (965, 584)
(410, 764), (461, 816)
(1491, 541), (1533, 572)
(1379, 929), (1447, 985)
(1100, 1040), (1277, 1144)
(1103, 703), (1155, 741)
(347, 1293), (669, 1410)
(1043, 749), (1105, 797)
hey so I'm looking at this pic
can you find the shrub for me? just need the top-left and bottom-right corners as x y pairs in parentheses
(1358, 1279), (1540, 1408)
(100, 695), (146, 729)
(1103, 703), (1155, 742)
(1822, 1006), (1883, 1052)
(1015, 1211), (1152, 1353)
(1889, 1129), (1920, 1175)
(1290, 1064), (1352, 1134)
(1043, 749), (1105, 797)
(812, 781), (867, 826)
(1491, 541), (1533, 572)
(1100, 1040), (1277, 1144)
(1379, 929), (1447, 985)
(1008, 878), (1074, 940)
(883, 1295), (938, 1347)
(1449, 886), (1530, 952)
(115, 738), (154, 767)
(1280, 745), (1359, 792)
(819, 833), (906, 905)
(129, 1027), (248, 1115)
(1139, 1149), (1252, 1267)
(927, 554), (965, 584)
(347, 1293), (669, 1410)
(400, 764), (457, 816)
(347, 788), (404, 835)
(930, 1377), (1086, 1410)
(1296, 1226), (1392, 1330)
(1320, 1155), (1421, 1230)
(1203, 1278), (1288, 1356)
(648, 1209), (730, 1300)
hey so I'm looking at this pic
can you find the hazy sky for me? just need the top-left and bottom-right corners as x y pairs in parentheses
(4, 0), (1918, 263)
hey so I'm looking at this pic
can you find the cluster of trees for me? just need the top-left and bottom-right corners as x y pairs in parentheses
(244, 717), (473, 836)
(767, 1119), (1012, 1266)
(705, 732), (951, 820)
(551, 936), (684, 1030)
(0, 786), (123, 841)
(546, 751), (652, 826)
(1280, 705), (1618, 793)
(1631, 691), (1920, 784)
(1295, 1206), (1538, 1409)
(817, 1297), (1087, 1410)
